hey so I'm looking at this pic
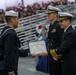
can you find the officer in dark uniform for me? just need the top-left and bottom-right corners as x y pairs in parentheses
(39, 6), (63, 75)
(0, 10), (20, 75)
(47, 6), (63, 75)
(50, 12), (76, 75)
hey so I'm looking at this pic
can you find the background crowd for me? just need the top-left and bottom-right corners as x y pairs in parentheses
(0, 0), (76, 24)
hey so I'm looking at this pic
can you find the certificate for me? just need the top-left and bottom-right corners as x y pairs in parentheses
(29, 40), (47, 54)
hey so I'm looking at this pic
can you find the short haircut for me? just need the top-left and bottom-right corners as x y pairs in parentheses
(67, 17), (73, 22)
(5, 16), (13, 23)
(5, 16), (16, 23)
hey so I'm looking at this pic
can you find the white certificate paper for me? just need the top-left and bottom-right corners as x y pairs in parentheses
(29, 40), (47, 54)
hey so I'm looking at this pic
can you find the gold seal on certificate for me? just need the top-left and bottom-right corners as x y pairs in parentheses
(29, 40), (47, 54)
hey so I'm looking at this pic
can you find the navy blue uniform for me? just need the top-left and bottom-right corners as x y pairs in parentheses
(0, 26), (20, 75)
(56, 26), (76, 75)
(48, 21), (63, 75)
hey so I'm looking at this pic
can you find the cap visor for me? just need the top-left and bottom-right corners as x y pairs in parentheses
(58, 17), (68, 21)
(46, 10), (55, 14)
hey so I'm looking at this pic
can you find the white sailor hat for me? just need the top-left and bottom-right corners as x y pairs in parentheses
(5, 10), (18, 17)
(46, 5), (61, 14)
(58, 12), (74, 21)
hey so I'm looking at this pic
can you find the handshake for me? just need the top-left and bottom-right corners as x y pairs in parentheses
(50, 49), (62, 61)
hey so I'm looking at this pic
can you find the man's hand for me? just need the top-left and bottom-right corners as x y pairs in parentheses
(53, 55), (59, 61)
(53, 54), (62, 61)
(38, 52), (48, 56)
(31, 54), (37, 57)
(9, 73), (15, 75)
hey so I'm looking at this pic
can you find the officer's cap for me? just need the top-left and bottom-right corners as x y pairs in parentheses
(46, 5), (61, 14)
(58, 12), (74, 21)
(5, 10), (18, 17)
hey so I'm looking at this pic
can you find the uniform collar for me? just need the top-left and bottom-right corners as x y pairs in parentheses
(64, 25), (71, 32)
(51, 20), (58, 25)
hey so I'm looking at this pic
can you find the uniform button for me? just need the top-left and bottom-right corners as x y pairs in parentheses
(51, 39), (53, 41)
(51, 44), (52, 46)
(61, 60), (63, 62)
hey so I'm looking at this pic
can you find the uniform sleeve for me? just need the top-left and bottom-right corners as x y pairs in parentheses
(56, 33), (76, 54)
(4, 33), (18, 72)
(50, 33), (76, 56)
(56, 25), (63, 40)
